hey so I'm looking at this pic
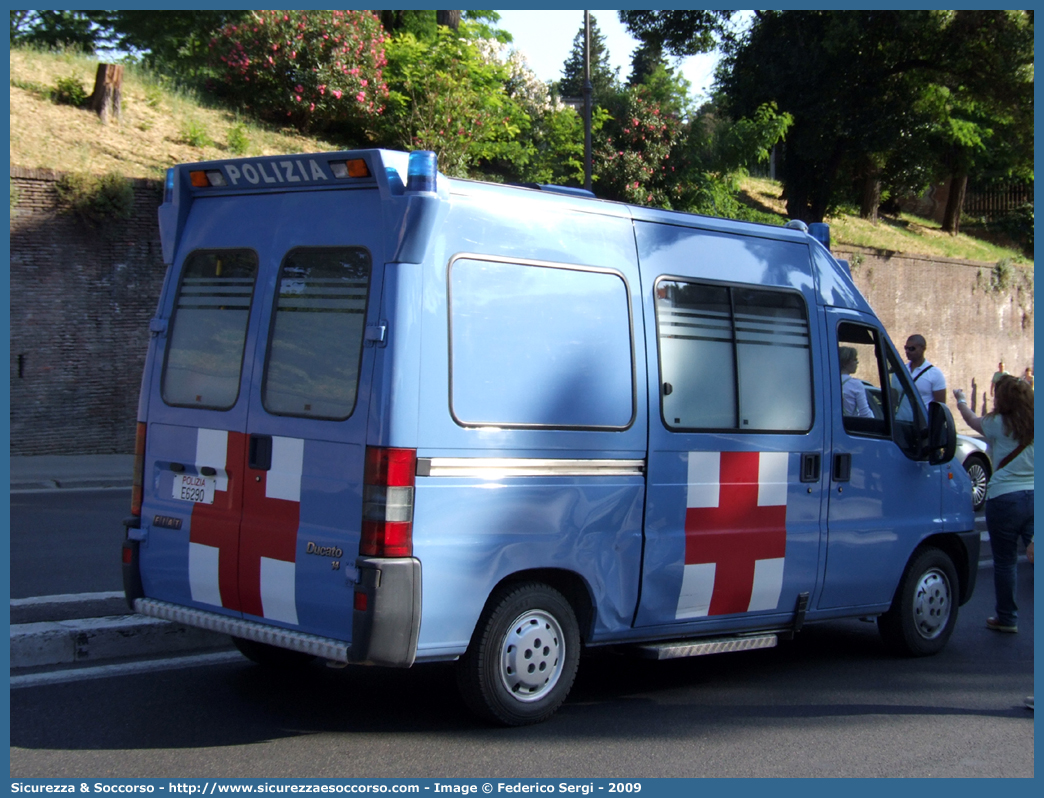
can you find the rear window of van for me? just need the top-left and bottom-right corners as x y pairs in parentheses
(162, 249), (258, 409)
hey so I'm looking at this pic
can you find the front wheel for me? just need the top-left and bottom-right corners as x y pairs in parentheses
(878, 547), (958, 656)
(456, 582), (581, 726)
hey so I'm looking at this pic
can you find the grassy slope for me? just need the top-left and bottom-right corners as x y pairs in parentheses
(10, 47), (1030, 265)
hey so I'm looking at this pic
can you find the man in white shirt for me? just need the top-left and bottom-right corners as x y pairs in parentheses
(904, 334), (947, 406)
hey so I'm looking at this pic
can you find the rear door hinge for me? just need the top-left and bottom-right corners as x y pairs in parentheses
(149, 318), (168, 337)
(364, 323), (388, 347)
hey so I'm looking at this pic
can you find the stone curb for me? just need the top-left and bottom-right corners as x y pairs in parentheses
(11, 591), (129, 624)
(10, 615), (233, 670)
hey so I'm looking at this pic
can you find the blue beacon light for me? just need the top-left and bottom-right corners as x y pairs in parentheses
(406, 151), (438, 193)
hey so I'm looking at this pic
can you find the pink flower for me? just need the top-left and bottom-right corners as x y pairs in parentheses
(295, 85), (304, 93)
(356, 92), (366, 102)
(332, 90), (342, 99)
(295, 95), (301, 102)
(309, 103), (315, 112)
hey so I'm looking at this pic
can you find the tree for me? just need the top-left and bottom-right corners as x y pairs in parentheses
(106, 11), (248, 73)
(619, 10), (735, 57)
(10, 10), (109, 51)
(557, 14), (620, 104)
(717, 10), (1033, 227)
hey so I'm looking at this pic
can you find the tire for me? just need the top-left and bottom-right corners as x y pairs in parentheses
(963, 455), (990, 512)
(456, 582), (581, 726)
(878, 547), (959, 656)
(231, 636), (316, 669)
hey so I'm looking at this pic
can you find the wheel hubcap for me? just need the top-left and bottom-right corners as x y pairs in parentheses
(499, 610), (565, 702)
(912, 568), (952, 639)
(967, 463), (987, 508)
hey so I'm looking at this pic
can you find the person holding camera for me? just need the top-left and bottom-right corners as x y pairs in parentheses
(953, 375), (1034, 635)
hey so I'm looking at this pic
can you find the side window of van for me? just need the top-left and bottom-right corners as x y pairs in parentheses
(262, 248), (371, 420)
(449, 257), (635, 429)
(656, 280), (812, 432)
(835, 322), (927, 456)
(162, 250), (259, 410)
(836, 322), (889, 437)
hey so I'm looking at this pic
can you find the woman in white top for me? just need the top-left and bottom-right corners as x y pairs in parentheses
(954, 375), (1034, 633)
(839, 346), (873, 418)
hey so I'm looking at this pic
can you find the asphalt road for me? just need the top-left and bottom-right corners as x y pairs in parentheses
(10, 560), (1034, 778)
(9, 488), (130, 598)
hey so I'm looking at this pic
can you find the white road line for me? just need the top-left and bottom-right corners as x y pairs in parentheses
(11, 650), (245, 689)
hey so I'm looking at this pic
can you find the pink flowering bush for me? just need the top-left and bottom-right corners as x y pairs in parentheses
(207, 10), (388, 133)
(595, 88), (682, 207)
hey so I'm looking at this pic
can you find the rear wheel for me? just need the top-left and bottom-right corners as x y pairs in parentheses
(878, 547), (958, 656)
(963, 455), (990, 512)
(456, 582), (580, 726)
(231, 636), (316, 669)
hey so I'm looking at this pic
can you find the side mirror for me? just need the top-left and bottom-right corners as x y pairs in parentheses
(927, 402), (957, 465)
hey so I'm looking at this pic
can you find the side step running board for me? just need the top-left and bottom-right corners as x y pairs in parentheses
(635, 633), (778, 660)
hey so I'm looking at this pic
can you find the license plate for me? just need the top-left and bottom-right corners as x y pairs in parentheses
(172, 473), (216, 504)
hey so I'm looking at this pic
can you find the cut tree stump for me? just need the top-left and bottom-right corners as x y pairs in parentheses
(89, 63), (123, 124)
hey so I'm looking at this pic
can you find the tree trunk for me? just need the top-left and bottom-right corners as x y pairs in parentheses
(942, 171), (967, 234)
(436, 10), (461, 30)
(89, 63), (123, 125)
(859, 172), (881, 224)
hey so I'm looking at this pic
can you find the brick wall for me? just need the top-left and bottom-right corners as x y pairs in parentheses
(836, 247), (1034, 422)
(10, 167), (166, 455)
(9, 169), (1034, 454)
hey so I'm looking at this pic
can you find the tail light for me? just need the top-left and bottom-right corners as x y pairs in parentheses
(130, 422), (146, 517)
(360, 447), (416, 557)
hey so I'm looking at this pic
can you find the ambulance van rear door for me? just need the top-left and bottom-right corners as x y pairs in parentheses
(138, 153), (389, 644)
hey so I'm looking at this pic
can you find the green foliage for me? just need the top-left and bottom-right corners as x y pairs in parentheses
(990, 203), (1034, 257)
(10, 76), (50, 97)
(180, 119), (211, 148)
(619, 10), (735, 57)
(382, 26), (526, 177)
(107, 11), (248, 76)
(206, 10), (388, 136)
(51, 75), (88, 107)
(226, 122), (250, 155)
(55, 171), (135, 228)
(143, 82), (164, 108)
(10, 10), (107, 52)
(718, 10), (1034, 225)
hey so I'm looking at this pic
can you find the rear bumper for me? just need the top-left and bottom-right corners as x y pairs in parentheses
(131, 555), (423, 667)
(351, 556), (422, 667)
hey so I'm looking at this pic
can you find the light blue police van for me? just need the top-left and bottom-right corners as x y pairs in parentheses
(123, 149), (978, 725)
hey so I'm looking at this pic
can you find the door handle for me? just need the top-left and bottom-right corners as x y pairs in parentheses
(832, 453), (852, 482)
(800, 453), (820, 483)
(249, 434), (273, 471)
